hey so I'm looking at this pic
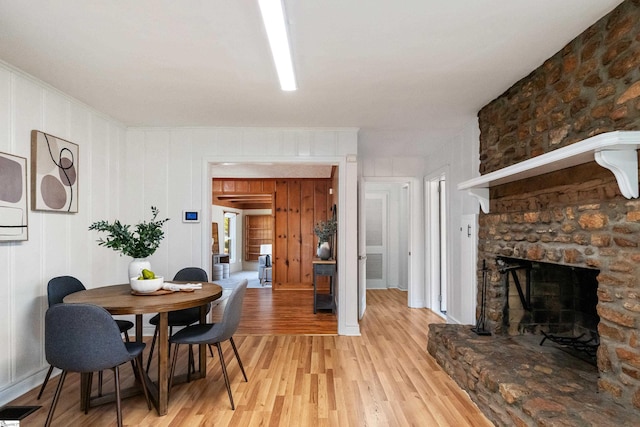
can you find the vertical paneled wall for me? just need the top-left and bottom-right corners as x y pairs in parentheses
(274, 179), (333, 287)
(0, 62), (126, 405)
(0, 60), (360, 404)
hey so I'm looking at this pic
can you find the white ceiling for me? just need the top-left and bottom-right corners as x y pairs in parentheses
(0, 0), (623, 143)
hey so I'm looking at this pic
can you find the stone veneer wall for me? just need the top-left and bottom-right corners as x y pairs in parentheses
(476, 0), (640, 409)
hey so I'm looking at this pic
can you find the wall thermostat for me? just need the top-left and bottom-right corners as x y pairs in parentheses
(182, 210), (200, 223)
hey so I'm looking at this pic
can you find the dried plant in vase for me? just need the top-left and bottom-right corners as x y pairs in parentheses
(314, 217), (337, 260)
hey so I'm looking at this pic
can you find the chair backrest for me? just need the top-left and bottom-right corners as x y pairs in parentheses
(45, 303), (133, 372)
(173, 267), (208, 282)
(47, 276), (86, 307)
(218, 279), (248, 342)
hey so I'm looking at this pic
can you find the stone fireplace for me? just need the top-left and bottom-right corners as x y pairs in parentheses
(428, 1), (640, 425)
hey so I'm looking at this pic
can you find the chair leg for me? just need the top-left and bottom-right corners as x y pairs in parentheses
(98, 370), (103, 396)
(146, 325), (159, 373)
(187, 345), (193, 382)
(44, 370), (67, 427)
(84, 372), (94, 414)
(130, 359), (138, 382)
(208, 344), (215, 357)
(190, 345), (196, 374)
(216, 342), (235, 410)
(229, 337), (248, 382)
(123, 330), (130, 342)
(37, 364), (54, 400)
(168, 343), (181, 395)
(113, 366), (123, 427)
(135, 354), (152, 410)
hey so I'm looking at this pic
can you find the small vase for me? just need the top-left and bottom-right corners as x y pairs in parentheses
(129, 258), (151, 280)
(317, 242), (331, 260)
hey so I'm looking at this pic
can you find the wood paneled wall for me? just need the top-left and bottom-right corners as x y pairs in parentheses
(213, 177), (335, 288)
(274, 178), (333, 288)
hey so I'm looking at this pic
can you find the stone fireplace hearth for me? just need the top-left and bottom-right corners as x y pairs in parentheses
(428, 1), (640, 424)
(427, 325), (639, 426)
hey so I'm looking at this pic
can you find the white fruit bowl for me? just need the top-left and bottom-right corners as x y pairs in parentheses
(130, 276), (164, 293)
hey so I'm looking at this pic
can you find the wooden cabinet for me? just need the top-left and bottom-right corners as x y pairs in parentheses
(313, 259), (336, 313)
(245, 215), (272, 261)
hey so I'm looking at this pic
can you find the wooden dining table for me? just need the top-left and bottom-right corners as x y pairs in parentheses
(63, 281), (223, 416)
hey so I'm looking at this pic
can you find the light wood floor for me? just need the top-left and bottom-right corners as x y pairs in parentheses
(232, 288), (338, 335)
(8, 289), (493, 426)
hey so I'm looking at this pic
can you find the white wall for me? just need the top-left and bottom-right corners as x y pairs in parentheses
(126, 127), (360, 339)
(398, 185), (409, 290)
(0, 61), (127, 404)
(424, 120), (480, 325)
(359, 131), (428, 308)
(0, 61), (361, 404)
(359, 123), (481, 324)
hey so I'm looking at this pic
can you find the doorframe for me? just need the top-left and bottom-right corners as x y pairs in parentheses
(202, 156), (361, 336)
(360, 177), (423, 309)
(425, 166), (449, 318)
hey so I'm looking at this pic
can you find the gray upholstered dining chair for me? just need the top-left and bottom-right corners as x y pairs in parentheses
(168, 279), (248, 409)
(146, 267), (211, 373)
(44, 303), (151, 427)
(37, 275), (134, 400)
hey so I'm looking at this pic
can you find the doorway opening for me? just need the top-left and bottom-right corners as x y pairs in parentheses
(426, 171), (448, 317)
(360, 179), (413, 314)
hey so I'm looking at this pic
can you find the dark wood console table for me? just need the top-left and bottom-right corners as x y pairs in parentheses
(313, 259), (336, 314)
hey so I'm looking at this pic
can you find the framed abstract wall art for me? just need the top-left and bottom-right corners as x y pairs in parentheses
(0, 151), (28, 241)
(31, 130), (79, 213)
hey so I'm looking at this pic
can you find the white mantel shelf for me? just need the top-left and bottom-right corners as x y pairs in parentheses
(458, 131), (640, 213)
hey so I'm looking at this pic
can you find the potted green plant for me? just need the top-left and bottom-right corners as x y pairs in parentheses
(314, 217), (337, 260)
(88, 206), (170, 279)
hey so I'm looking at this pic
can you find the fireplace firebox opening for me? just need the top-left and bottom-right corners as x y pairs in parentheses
(496, 256), (600, 365)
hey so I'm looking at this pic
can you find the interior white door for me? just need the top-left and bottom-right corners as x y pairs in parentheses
(365, 192), (387, 289)
(358, 176), (367, 319)
(439, 178), (447, 313)
(426, 172), (448, 316)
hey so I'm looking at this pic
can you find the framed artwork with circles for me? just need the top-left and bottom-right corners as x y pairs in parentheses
(31, 130), (79, 213)
(0, 151), (28, 241)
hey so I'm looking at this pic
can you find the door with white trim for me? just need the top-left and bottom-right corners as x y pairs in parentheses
(365, 193), (387, 289)
(358, 176), (367, 319)
(426, 173), (447, 316)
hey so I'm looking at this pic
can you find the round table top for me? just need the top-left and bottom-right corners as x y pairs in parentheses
(63, 281), (223, 315)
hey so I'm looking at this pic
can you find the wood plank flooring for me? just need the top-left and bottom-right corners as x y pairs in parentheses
(8, 288), (493, 426)
(232, 288), (338, 335)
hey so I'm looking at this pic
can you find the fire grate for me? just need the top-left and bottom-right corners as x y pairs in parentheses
(539, 331), (599, 364)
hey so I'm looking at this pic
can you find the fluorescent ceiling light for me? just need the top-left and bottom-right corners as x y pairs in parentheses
(258, 0), (297, 91)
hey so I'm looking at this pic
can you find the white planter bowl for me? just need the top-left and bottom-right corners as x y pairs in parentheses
(130, 276), (164, 293)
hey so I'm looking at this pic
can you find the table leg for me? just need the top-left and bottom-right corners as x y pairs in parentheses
(157, 311), (169, 415)
(313, 269), (317, 314)
(199, 305), (207, 378)
(135, 314), (143, 342)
